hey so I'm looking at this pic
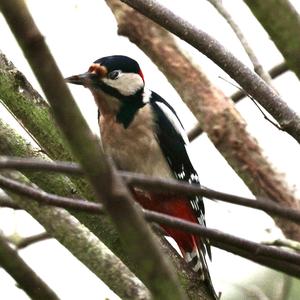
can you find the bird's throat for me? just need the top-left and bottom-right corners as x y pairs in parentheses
(91, 89), (121, 116)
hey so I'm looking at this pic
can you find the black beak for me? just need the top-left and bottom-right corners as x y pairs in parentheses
(65, 72), (97, 87)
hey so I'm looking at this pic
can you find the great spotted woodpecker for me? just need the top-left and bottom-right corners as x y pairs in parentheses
(66, 55), (217, 298)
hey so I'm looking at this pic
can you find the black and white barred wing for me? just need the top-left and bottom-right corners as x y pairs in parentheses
(149, 92), (207, 236)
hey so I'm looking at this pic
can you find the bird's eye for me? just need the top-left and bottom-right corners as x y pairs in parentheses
(108, 70), (121, 80)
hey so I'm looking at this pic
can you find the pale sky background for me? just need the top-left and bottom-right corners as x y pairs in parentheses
(0, 1), (300, 299)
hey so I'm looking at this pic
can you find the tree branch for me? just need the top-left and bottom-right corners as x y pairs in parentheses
(188, 62), (288, 141)
(207, 0), (274, 86)
(0, 49), (66, 159)
(0, 230), (59, 300)
(118, 0), (300, 142)
(146, 211), (300, 278)
(1, 156), (300, 226)
(9, 232), (51, 249)
(244, 0), (300, 80)
(0, 1), (187, 299)
(231, 62), (288, 103)
(2, 173), (300, 279)
(263, 238), (300, 252)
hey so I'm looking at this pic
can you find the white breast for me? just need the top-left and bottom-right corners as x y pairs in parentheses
(99, 104), (173, 179)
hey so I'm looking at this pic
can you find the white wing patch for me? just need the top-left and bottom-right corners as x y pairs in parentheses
(155, 101), (189, 145)
(142, 87), (152, 104)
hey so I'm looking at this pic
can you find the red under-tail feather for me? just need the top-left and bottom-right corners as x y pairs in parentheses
(132, 189), (218, 299)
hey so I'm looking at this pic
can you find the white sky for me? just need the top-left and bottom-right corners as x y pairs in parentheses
(0, 1), (300, 299)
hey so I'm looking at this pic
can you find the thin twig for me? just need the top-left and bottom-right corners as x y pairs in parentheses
(207, 0), (274, 87)
(0, 156), (83, 175)
(188, 62), (288, 141)
(0, 174), (102, 212)
(218, 76), (282, 130)
(146, 211), (300, 279)
(263, 239), (300, 252)
(16, 232), (51, 249)
(119, 0), (300, 142)
(0, 231), (59, 300)
(1, 174), (300, 279)
(231, 62), (288, 103)
(1, 157), (300, 225)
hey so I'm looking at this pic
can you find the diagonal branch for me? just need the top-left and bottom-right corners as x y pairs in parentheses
(188, 62), (288, 141)
(263, 238), (300, 252)
(0, 231), (59, 300)
(207, 0), (274, 86)
(119, 0), (300, 142)
(9, 232), (51, 249)
(0, 1), (187, 299)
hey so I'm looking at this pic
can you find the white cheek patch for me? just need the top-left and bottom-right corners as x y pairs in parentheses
(102, 73), (144, 96)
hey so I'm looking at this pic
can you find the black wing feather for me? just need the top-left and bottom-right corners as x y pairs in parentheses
(149, 92), (211, 257)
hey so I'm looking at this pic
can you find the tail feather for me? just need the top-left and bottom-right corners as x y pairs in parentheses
(132, 190), (219, 299)
(184, 244), (219, 300)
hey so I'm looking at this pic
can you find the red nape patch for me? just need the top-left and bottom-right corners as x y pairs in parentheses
(138, 69), (144, 82)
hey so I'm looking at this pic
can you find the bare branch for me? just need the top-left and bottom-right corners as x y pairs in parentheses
(118, 0), (300, 142)
(188, 62), (288, 141)
(231, 62), (288, 103)
(207, 0), (274, 87)
(145, 211), (300, 279)
(0, 156), (83, 175)
(1, 156), (300, 226)
(218, 76), (282, 130)
(0, 174), (102, 212)
(0, 231), (59, 300)
(263, 238), (300, 252)
(10, 232), (51, 249)
(0, 1), (187, 298)
(1, 173), (300, 279)
(0, 49), (65, 159)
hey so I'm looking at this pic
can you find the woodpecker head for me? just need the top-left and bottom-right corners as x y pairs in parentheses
(65, 55), (145, 99)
